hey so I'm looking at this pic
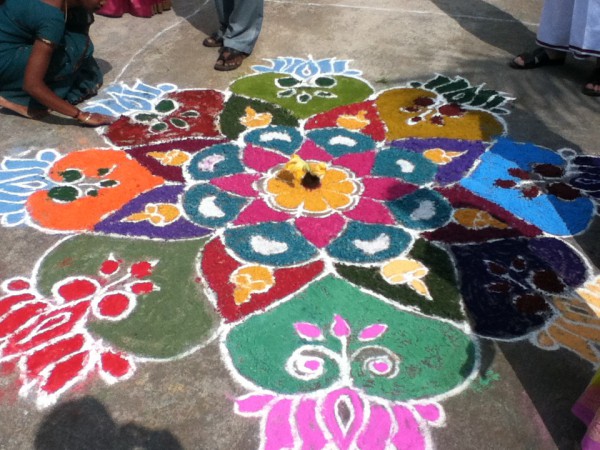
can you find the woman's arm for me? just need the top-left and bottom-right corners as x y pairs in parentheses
(23, 39), (115, 126)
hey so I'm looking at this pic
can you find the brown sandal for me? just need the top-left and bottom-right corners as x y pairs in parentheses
(203, 33), (223, 48)
(214, 47), (248, 71)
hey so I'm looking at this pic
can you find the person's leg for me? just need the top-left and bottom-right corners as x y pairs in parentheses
(221, 0), (264, 54)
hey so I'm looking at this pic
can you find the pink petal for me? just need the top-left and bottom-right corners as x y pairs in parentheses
(294, 322), (323, 340)
(362, 176), (418, 201)
(243, 144), (287, 172)
(235, 393), (276, 414)
(211, 173), (260, 197)
(297, 140), (334, 162)
(233, 199), (291, 226)
(323, 388), (364, 449)
(296, 398), (328, 449)
(264, 399), (295, 450)
(332, 151), (376, 177)
(358, 324), (388, 341)
(391, 405), (426, 450)
(295, 214), (346, 248)
(357, 403), (393, 450)
(344, 198), (395, 224)
(414, 403), (442, 423)
(332, 315), (351, 338)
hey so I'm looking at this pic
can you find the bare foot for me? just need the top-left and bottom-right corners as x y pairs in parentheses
(0, 96), (48, 119)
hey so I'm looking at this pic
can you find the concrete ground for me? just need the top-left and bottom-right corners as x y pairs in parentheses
(1, 0), (600, 448)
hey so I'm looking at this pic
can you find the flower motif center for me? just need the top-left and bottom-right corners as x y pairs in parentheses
(261, 161), (362, 217)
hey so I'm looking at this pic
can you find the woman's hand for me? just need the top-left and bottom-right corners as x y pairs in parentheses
(75, 111), (117, 127)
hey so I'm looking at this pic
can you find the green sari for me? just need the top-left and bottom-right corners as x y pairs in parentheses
(0, 0), (103, 109)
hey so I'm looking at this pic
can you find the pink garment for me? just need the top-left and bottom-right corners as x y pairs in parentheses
(96, 0), (171, 18)
(573, 369), (600, 450)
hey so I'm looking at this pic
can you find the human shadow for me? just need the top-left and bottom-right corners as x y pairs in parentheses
(35, 397), (183, 450)
(170, 0), (218, 41)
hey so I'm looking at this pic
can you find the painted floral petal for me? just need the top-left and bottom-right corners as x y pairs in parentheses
(387, 188), (453, 230)
(295, 398), (328, 449)
(295, 214), (346, 248)
(391, 406), (426, 449)
(224, 222), (318, 266)
(99, 350), (135, 384)
(322, 388), (364, 448)
(243, 144), (288, 172)
(294, 322), (323, 340)
(358, 324), (388, 341)
(414, 403), (443, 423)
(38, 351), (92, 407)
(186, 143), (244, 181)
(183, 184), (249, 228)
(332, 151), (376, 177)
(263, 399), (295, 449)
(235, 393), (276, 414)
(307, 129), (376, 157)
(327, 222), (412, 263)
(344, 198), (395, 224)
(296, 140), (334, 162)
(332, 315), (351, 337)
(362, 176), (418, 201)
(211, 173), (261, 197)
(372, 148), (438, 185)
(244, 125), (303, 155)
(234, 198), (291, 225)
(357, 403), (393, 450)
(24, 334), (87, 379)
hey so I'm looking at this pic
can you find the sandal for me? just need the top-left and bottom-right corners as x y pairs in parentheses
(509, 47), (565, 70)
(214, 47), (248, 71)
(203, 33), (223, 48)
(582, 67), (600, 97)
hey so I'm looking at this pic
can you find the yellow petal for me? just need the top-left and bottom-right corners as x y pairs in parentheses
(156, 204), (181, 223)
(147, 150), (190, 166)
(336, 110), (370, 131)
(240, 106), (273, 129)
(454, 208), (508, 230)
(536, 330), (556, 348)
(231, 265), (274, 304)
(546, 322), (600, 364)
(409, 279), (433, 300)
(321, 190), (352, 210)
(123, 212), (151, 223)
(381, 259), (429, 285)
(303, 191), (329, 213)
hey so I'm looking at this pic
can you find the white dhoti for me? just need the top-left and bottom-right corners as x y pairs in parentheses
(537, 0), (600, 57)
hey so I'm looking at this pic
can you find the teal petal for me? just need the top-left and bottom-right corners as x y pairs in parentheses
(183, 184), (248, 228)
(387, 189), (452, 230)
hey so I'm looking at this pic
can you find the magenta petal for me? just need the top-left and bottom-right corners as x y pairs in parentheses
(296, 398), (328, 449)
(344, 198), (395, 224)
(243, 144), (287, 172)
(295, 214), (346, 248)
(264, 399), (295, 450)
(332, 315), (351, 338)
(333, 152), (376, 177)
(392, 405), (426, 450)
(323, 388), (364, 449)
(414, 403), (442, 423)
(358, 324), (388, 341)
(235, 394), (276, 414)
(357, 404), (393, 450)
(211, 173), (260, 197)
(362, 176), (418, 201)
(234, 199), (291, 225)
(297, 140), (334, 162)
(294, 322), (323, 340)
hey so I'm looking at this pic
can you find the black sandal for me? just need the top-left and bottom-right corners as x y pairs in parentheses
(509, 47), (565, 70)
(203, 33), (223, 48)
(214, 47), (248, 71)
(582, 67), (600, 97)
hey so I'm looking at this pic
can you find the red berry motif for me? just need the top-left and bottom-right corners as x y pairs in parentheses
(100, 258), (122, 275)
(130, 261), (154, 278)
(130, 281), (156, 295)
(100, 351), (132, 380)
(95, 292), (133, 319)
(56, 278), (98, 302)
(6, 279), (31, 291)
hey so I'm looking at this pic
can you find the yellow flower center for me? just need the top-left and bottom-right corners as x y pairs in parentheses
(261, 161), (362, 217)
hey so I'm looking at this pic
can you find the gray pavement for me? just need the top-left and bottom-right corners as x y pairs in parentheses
(1, 0), (599, 448)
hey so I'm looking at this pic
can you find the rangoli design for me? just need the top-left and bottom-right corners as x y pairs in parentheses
(1, 57), (600, 448)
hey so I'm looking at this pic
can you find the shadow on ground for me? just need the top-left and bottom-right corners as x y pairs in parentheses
(35, 397), (183, 450)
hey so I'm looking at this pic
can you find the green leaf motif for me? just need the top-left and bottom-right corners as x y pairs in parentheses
(36, 235), (218, 359)
(48, 186), (79, 202)
(225, 276), (476, 401)
(59, 169), (83, 183)
(155, 99), (177, 113)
